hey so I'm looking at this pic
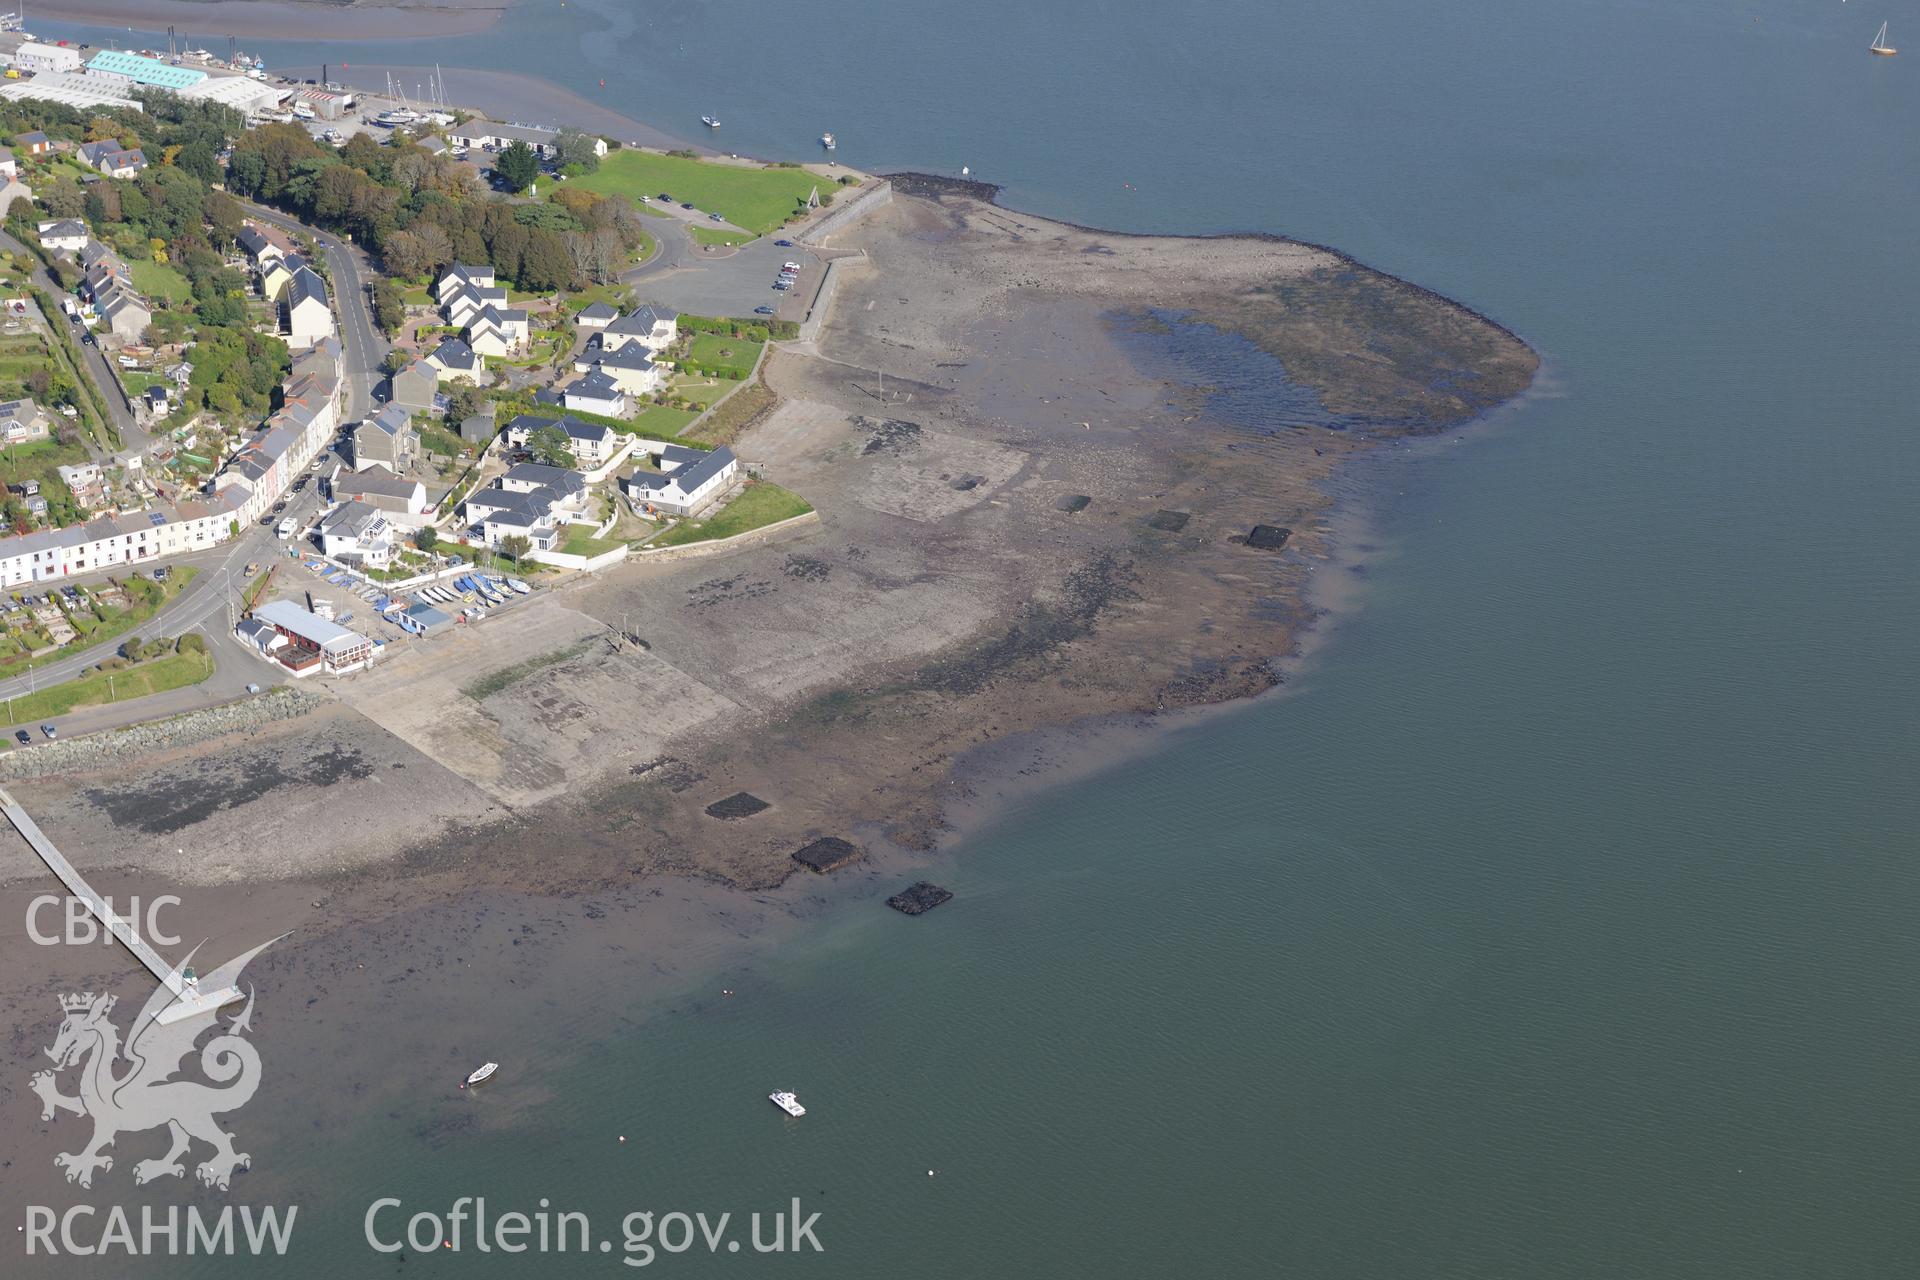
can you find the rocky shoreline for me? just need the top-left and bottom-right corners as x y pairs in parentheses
(0, 188), (1536, 1207)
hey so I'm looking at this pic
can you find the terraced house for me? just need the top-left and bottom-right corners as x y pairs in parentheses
(283, 264), (334, 349)
(0, 497), (239, 587)
(78, 240), (150, 347)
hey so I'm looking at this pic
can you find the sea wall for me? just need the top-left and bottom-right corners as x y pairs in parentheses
(801, 180), (893, 245)
(0, 687), (325, 780)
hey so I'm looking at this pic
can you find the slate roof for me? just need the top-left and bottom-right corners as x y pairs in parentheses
(286, 265), (329, 311)
(565, 371), (624, 403)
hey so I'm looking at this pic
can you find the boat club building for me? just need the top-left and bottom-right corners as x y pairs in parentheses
(243, 600), (375, 677)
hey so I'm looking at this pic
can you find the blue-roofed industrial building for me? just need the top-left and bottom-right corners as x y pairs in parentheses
(85, 51), (209, 92)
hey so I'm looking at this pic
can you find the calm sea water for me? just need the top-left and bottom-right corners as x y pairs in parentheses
(38, 0), (1920, 1273)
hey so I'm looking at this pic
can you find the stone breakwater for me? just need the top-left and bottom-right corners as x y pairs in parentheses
(0, 688), (325, 780)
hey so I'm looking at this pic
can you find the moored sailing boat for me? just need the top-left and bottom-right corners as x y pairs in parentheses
(1870, 21), (1898, 56)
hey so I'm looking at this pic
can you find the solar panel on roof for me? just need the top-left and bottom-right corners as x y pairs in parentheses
(147, 511), (166, 526)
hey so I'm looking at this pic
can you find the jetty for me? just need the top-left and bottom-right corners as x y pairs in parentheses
(0, 785), (241, 1024)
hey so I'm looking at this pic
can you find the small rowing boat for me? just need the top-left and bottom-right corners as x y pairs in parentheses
(466, 1062), (498, 1087)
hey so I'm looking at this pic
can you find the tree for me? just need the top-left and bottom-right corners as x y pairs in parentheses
(500, 534), (532, 562)
(553, 128), (600, 173)
(379, 228), (432, 281)
(40, 177), (85, 219)
(370, 277), (406, 335)
(526, 424), (574, 467)
(495, 140), (538, 192)
(224, 148), (266, 198)
(445, 385), (487, 424)
(415, 527), (439, 552)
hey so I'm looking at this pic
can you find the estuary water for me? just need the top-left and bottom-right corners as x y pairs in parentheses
(35, 0), (1920, 1273)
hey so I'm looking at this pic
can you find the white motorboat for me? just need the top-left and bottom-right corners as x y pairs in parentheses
(820, 132), (836, 150)
(769, 1091), (805, 1117)
(702, 115), (722, 128)
(466, 1062), (498, 1087)
(506, 578), (532, 595)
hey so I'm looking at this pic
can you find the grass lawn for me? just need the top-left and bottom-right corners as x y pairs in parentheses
(129, 259), (194, 307)
(684, 333), (763, 378)
(688, 225), (755, 249)
(650, 481), (812, 548)
(0, 436), (90, 491)
(560, 524), (624, 557)
(120, 369), (169, 397)
(420, 422), (469, 459)
(1, 648), (213, 725)
(48, 567), (200, 667)
(568, 151), (823, 235)
(621, 403), (700, 441)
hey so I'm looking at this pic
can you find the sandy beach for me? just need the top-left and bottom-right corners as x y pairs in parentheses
(42, 0), (512, 42)
(0, 185), (1534, 1213)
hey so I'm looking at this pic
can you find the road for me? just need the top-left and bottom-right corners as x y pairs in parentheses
(0, 208), (378, 710)
(0, 228), (146, 455)
(241, 202), (388, 421)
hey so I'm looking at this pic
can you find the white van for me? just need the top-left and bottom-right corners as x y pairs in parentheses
(276, 517), (296, 539)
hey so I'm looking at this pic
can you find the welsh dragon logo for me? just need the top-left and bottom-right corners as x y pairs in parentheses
(30, 938), (276, 1191)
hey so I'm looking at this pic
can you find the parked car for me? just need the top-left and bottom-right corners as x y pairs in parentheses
(754, 305), (775, 315)
(14, 729), (28, 745)
(657, 192), (672, 202)
(40, 724), (55, 740)
(681, 201), (695, 210)
(709, 212), (725, 222)
(245, 683), (261, 694)
(774, 239), (794, 248)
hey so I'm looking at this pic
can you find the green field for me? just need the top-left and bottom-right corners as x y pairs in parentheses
(684, 333), (763, 378)
(567, 152), (824, 235)
(129, 259), (193, 306)
(688, 225), (755, 249)
(2, 649), (213, 724)
(650, 481), (812, 548)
